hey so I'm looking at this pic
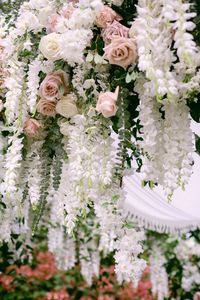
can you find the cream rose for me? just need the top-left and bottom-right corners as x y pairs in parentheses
(96, 86), (119, 118)
(96, 6), (122, 28)
(37, 99), (57, 116)
(39, 33), (62, 61)
(56, 94), (78, 118)
(104, 37), (137, 69)
(102, 20), (129, 44)
(39, 70), (70, 101)
(23, 118), (42, 137)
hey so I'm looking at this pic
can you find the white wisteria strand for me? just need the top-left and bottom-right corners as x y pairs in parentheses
(150, 245), (169, 300)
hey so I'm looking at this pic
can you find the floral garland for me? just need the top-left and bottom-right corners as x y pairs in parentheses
(0, 0), (199, 287)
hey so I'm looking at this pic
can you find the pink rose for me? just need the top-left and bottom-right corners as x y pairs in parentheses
(104, 37), (137, 69)
(37, 99), (57, 116)
(39, 70), (70, 101)
(96, 6), (122, 28)
(96, 86), (119, 118)
(23, 118), (42, 137)
(61, 4), (75, 19)
(46, 14), (60, 34)
(102, 20), (129, 44)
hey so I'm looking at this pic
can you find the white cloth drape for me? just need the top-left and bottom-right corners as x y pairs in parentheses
(123, 174), (200, 234)
(120, 122), (200, 234)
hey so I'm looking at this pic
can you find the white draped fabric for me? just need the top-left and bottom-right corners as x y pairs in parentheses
(122, 122), (200, 234)
(123, 174), (200, 234)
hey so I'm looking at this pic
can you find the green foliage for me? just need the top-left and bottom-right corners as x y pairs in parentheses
(109, 65), (142, 178)
(0, 0), (25, 20)
(187, 94), (200, 123)
(195, 134), (200, 156)
(112, 0), (138, 24)
(191, 0), (200, 45)
(32, 117), (67, 233)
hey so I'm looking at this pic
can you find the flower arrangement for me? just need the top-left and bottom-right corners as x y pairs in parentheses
(0, 229), (199, 300)
(0, 0), (200, 288)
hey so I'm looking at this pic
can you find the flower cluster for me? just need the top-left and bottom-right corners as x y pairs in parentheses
(175, 237), (200, 292)
(149, 245), (169, 300)
(133, 0), (198, 195)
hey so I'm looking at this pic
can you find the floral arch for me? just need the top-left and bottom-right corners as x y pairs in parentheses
(0, 0), (200, 293)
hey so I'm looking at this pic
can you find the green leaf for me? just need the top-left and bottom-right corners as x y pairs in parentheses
(195, 133), (200, 156)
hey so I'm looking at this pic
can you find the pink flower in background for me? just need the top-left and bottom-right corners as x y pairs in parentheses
(16, 265), (33, 277)
(104, 37), (137, 69)
(36, 251), (55, 264)
(46, 14), (60, 33)
(32, 262), (57, 281)
(97, 296), (114, 300)
(0, 275), (13, 291)
(96, 86), (119, 118)
(45, 288), (70, 300)
(33, 252), (57, 280)
(39, 70), (70, 101)
(96, 6), (122, 28)
(23, 118), (42, 137)
(102, 20), (129, 44)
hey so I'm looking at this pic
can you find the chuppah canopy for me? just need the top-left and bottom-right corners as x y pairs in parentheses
(123, 173), (200, 234)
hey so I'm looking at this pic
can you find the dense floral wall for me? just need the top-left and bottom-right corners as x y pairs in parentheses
(0, 0), (200, 295)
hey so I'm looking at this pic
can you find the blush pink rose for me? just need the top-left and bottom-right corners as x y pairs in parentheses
(39, 70), (70, 101)
(102, 20), (129, 44)
(61, 4), (75, 19)
(23, 118), (42, 137)
(96, 86), (119, 118)
(104, 37), (137, 69)
(96, 6), (122, 28)
(37, 99), (57, 116)
(46, 14), (60, 34)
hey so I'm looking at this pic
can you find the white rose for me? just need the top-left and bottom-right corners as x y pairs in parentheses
(39, 33), (62, 61)
(56, 94), (78, 118)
